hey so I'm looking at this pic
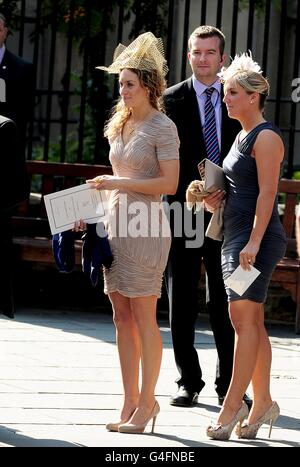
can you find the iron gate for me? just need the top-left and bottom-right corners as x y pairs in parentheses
(1, 0), (299, 176)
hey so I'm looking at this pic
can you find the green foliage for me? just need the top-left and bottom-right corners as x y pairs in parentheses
(40, 0), (168, 43)
(0, 0), (19, 28)
(291, 171), (300, 204)
(41, 0), (120, 45)
(32, 107), (97, 164)
(32, 71), (101, 164)
(125, 0), (169, 37)
(293, 171), (300, 181)
(239, 0), (281, 17)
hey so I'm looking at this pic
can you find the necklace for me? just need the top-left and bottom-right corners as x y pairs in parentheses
(127, 110), (156, 135)
(128, 122), (136, 135)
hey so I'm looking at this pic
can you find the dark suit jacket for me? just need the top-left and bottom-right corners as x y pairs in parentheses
(0, 116), (29, 213)
(163, 77), (241, 204)
(0, 49), (34, 149)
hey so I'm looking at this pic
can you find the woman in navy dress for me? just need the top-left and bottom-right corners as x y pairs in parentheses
(204, 53), (286, 440)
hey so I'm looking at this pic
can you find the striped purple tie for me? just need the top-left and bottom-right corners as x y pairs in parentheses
(204, 87), (220, 165)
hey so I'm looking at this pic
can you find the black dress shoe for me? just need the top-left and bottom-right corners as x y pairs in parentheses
(242, 393), (253, 410)
(217, 395), (225, 406)
(218, 393), (253, 410)
(170, 386), (199, 407)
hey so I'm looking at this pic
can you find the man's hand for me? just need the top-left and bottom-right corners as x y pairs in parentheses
(73, 219), (86, 232)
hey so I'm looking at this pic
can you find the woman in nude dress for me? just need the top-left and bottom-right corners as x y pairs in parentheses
(87, 33), (180, 434)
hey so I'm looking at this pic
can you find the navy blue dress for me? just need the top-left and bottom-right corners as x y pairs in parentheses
(222, 122), (287, 303)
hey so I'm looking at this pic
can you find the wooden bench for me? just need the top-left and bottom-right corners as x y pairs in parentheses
(271, 178), (300, 334)
(12, 160), (112, 265)
(12, 165), (300, 333)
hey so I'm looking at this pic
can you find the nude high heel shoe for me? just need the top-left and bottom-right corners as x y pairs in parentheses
(118, 401), (160, 434)
(106, 410), (135, 432)
(206, 401), (249, 441)
(236, 401), (280, 439)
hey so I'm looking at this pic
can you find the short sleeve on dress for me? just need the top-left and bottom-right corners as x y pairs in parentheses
(155, 118), (180, 161)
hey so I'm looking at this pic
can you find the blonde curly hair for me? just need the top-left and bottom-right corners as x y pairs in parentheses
(104, 68), (166, 140)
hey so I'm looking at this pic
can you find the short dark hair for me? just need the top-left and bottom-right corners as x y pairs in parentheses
(188, 25), (226, 55)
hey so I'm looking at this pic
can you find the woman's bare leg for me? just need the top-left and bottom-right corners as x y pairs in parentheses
(216, 299), (260, 425)
(248, 304), (273, 423)
(109, 291), (140, 420)
(128, 295), (162, 424)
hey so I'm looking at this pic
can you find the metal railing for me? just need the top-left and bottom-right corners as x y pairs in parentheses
(3, 0), (299, 175)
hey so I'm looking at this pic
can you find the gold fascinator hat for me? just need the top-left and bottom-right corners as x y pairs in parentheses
(96, 31), (168, 77)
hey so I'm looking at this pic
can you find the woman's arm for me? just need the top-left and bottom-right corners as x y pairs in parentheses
(87, 159), (179, 196)
(240, 129), (284, 269)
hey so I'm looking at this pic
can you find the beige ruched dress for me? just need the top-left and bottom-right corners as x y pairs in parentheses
(103, 111), (180, 298)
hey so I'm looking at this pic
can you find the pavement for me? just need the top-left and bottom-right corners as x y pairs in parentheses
(0, 307), (299, 449)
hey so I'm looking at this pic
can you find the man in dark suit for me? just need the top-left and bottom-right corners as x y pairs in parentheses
(0, 13), (34, 156)
(164, 26), (251, 408)
(0, 115), (29, 318)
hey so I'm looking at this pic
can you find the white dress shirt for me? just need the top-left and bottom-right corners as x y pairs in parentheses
(192, 75), (222, 150)
(0, 44), (5, 65)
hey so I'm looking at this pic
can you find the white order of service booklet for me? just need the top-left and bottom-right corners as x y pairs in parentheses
(44, 184), (109, 234)
(224, 265), (261, 296)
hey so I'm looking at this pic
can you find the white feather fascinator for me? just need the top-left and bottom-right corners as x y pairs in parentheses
(218, 51), (263, 82)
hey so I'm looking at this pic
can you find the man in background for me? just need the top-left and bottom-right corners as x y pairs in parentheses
(0, 12), (34, 157)
(0, 115), (29, 318)
(164, 26), (252, 408)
